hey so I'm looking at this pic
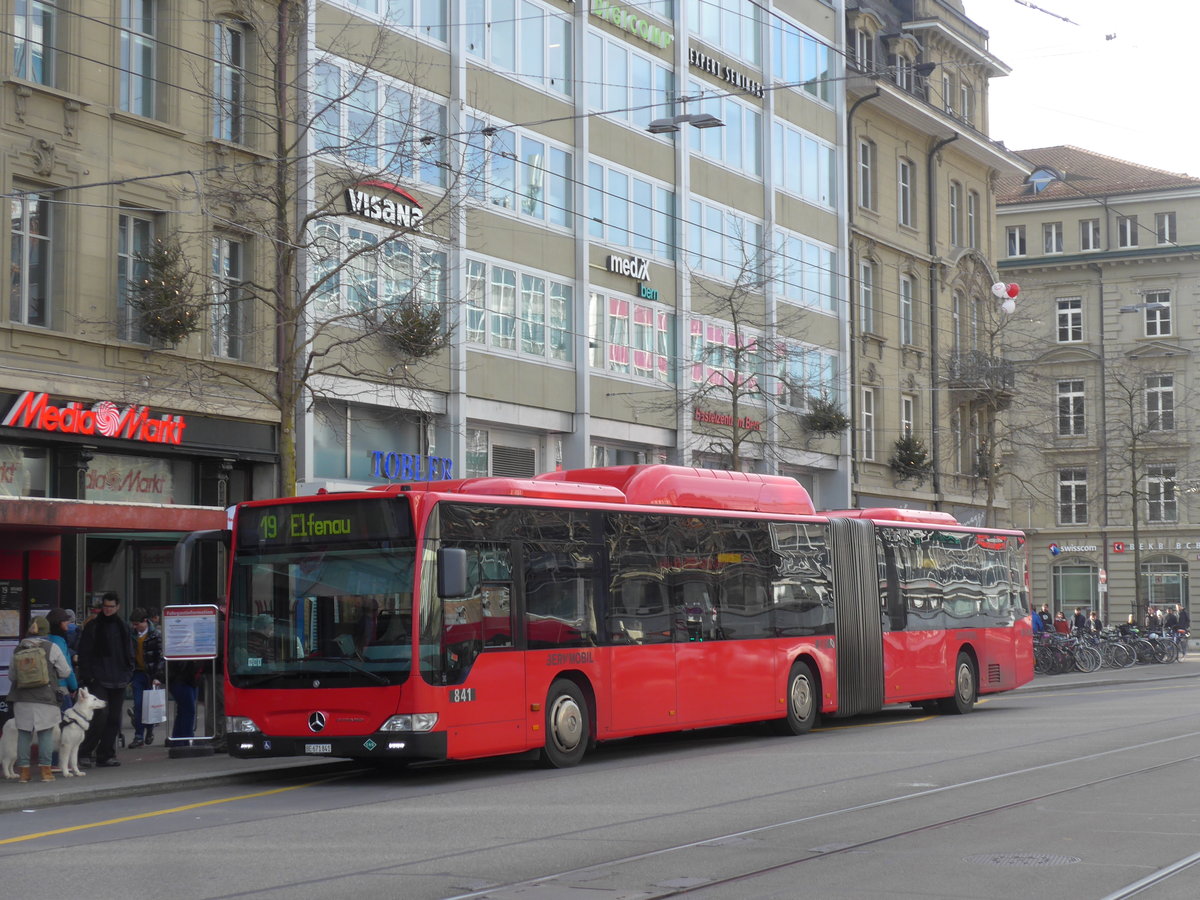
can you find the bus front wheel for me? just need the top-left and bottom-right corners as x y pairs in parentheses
(771, 660), (818, 735)
(938, 652), (977, 715)
(540, 679), (590, 768)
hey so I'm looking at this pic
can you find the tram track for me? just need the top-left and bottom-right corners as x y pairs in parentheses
(447, 728), (1200, 900)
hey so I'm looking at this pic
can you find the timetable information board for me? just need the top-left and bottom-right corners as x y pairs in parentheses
(163, 604), (219, 660)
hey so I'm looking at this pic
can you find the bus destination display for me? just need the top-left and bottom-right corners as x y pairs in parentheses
(237, 498), (409, 549)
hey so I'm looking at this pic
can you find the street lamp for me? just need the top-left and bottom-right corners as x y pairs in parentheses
(647, 112), (724, 134)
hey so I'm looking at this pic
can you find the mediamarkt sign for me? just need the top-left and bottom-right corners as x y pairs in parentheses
(3, 392), (188, 445)
(345, 179), (425, 231)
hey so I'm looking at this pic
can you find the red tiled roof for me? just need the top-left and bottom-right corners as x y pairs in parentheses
(996, 145), (1200, 204)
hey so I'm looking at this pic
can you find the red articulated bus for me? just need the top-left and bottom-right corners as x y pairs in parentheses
(189, 465), (1032, 768)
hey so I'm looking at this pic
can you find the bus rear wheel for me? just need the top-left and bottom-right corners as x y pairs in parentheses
(938, 652), (976, 715)
(771, 660), (818, 735)
(540, 679), (589, 768)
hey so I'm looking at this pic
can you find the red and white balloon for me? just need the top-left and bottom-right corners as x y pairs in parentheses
(992, 281), (1019, 313)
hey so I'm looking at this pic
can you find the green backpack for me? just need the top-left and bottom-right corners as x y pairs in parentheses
(11, 640), (51, 689)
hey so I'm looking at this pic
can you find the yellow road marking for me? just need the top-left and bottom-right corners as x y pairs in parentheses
(0, 777), (336, 845)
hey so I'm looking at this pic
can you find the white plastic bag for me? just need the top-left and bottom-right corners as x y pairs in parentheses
(143, 687), (168, 724)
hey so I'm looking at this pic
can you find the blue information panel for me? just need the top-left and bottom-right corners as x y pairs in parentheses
(163, 604), (219, 660)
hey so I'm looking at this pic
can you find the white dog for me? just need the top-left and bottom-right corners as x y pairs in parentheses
(1, 687), (108, 779)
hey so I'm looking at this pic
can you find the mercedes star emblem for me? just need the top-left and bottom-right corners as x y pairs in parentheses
(308, 711), (327, 733)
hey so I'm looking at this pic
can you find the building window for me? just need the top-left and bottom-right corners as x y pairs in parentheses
(779, 343), (837, 409)
(468, 0), (571, 96)
(311, 220), (446, 327)
(585, 30), (671, 131)
(467, 259), (571, 363)
(337, 0), (447, 43)
(691, 0), (762, 66)
(859, 259), (876, 333)
(1147, 464), (1178, 523)
(771, 16), (832, 103)
(851, 26), (874, 71)
(690, 81), (763, 178)
(315, 61), (449, 188)
(465, 117), (573, 227)
(1057, 379), (1085, 436)
(13, 0), (56, 84)
(773, 122), (836, 209)
(1043, 221), (1063, 254)
(948, 180), (962, 245)
(1144, 290), (1171, 336)
(1006, 225), (1026, 258)
(590, 294), (676, 381)
(1146, 374), (1175, 432)
(861, 387), (876, 461)
(899, 274), (915, 345)
(951, 291), (963, 354)
(213, 21), (246, 142)
(1080, 218), (1100, 251)
(967, 190), (979, 248)
(776, 230), (836, 312)
(1117, 215), (1138, 248)
(1156, 212), (1177, 245)
(687, 317), (760, 393)
(858, 139), (876, 210)
(211, 236), (245, 359)
(1058, 468), (1088, 526)
(10, 188), (52, 328)
(686, 198), (761, 281)
(941, 72), (953, 113)
(892, 54), (912, 91)
(119, 0), (157, 117)
(1057, 297), (1082, 343)
(900, 394), (915, 435)
(117, 210), (154, 341)
(959, 81), (973, 124)
(898, 159), (915, 227)
(593, 162), (675, 261)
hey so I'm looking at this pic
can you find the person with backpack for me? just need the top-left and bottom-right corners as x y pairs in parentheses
(7, 616), (71, 783)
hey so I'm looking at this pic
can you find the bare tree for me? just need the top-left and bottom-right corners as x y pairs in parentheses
(645, 235), (845, 473)
(123, 3), (475, 495)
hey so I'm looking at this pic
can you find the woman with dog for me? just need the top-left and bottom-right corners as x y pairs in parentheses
(7, 616), (72, 783)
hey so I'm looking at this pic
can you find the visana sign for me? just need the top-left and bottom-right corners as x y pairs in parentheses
(3, 392), (187, 445)
(345, 180), (425, 231)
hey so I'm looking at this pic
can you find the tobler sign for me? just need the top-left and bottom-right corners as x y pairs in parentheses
(3, 392), (187, 445)
(344, 179), (425, 231)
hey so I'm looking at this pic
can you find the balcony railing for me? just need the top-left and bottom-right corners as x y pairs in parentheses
(945, 351), (1016, 407)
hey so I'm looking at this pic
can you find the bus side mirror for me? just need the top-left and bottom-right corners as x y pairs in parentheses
(437, 547), (468, 599)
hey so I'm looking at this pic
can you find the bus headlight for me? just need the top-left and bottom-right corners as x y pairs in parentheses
(227, 716), (262, 733)
(380, 713), (438, 732)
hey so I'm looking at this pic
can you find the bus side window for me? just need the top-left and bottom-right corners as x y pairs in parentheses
(442, 545), (513, 681)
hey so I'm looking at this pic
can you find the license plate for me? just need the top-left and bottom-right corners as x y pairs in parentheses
(305, 743), (332, 754)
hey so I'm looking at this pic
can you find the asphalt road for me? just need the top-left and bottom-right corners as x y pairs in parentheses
(2, 664), (1199, 899)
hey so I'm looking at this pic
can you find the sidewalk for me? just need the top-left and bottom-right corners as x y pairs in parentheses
(4, 656), (1198, 812)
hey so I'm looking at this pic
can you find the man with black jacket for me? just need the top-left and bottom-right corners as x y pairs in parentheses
(76, 591), (135, 767)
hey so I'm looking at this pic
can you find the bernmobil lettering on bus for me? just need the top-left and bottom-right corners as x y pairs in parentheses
(3, 392), (187, 445)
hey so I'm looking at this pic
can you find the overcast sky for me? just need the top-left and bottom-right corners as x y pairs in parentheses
(964, 0), (1199, 175)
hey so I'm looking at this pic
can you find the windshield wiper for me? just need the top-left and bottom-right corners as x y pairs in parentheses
(322, 657), (391, 685)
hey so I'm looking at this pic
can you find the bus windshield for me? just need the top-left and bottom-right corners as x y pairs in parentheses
(228, 498), (416, 688)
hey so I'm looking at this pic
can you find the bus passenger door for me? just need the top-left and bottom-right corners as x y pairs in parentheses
(605, 575), (677, 735)
(438, 549), (528, 758)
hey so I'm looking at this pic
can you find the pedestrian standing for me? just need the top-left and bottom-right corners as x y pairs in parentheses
(7, 617), (71, 782)
(76, 591), (135, 768)
(1178, 604), (1191, 631)
(1072, 607), (1087, 632)
(128, 607), (163, 748)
